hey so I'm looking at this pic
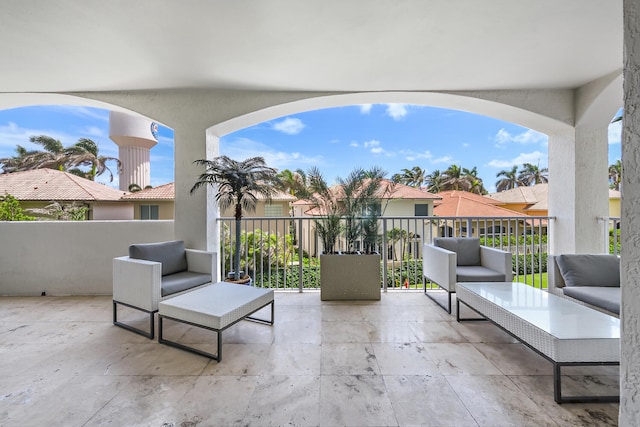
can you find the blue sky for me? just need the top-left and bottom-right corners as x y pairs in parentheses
(0, 104), (622, 193)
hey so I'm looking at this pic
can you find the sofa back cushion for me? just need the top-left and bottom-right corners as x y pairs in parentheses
(556, 254), (620, 287)
(433, 237), (481, 266)
(129, 240), (188, 276)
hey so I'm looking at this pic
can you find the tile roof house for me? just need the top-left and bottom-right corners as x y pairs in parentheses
(487, 184), (621, 218)
(292, 179), (441, 217)
(292, 179), (441, 255)
(0, 169), (132, 220)
(121, 182), (176, 220)
(122, 182), (297, 220)
(487, 184), (549, 216)
(432, 190), (537, 237)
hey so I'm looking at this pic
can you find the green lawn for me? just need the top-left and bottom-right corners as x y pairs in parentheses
(520, 272), (548, 289)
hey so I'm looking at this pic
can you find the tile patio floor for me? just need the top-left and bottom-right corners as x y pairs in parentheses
(0, 291), (620, 426)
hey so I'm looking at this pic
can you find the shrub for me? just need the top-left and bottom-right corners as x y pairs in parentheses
(513, 253), (547, 274)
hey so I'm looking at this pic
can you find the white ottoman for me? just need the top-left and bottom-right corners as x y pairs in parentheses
(158, 282), (274, 361)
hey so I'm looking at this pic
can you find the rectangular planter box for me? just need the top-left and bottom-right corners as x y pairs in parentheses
(320, 254), (381, 301)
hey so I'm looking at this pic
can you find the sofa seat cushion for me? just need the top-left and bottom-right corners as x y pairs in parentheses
(129, 240), (188, 276)
(456, 266), (507, 282)
(161, 271), (212, 297)
(556, 254), (620, 287)
(562, 286), (620, 315)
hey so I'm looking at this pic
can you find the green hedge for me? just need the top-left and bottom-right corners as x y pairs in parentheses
(512, 253), (547, 274)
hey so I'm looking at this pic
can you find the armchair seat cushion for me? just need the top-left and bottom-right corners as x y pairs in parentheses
(456, 265), (508, 282)
(161, 271), (212, 297)
(562, 286), (620, 315)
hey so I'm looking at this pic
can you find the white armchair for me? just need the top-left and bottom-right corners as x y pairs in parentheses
(423, 237), (512, 313)
(113, 240), (216, 338)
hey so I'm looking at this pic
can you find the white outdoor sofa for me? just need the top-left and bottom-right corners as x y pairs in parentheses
(422, 237), (513, 313)
(113, 240), (216, 338)
(548, 254), (620, 317)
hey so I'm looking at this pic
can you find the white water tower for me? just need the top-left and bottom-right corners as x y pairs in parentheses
(109, 111), (159, 192)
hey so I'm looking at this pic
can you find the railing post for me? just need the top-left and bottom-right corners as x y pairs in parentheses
(382, 218), (388, 291)
(298, 217), (304, 292)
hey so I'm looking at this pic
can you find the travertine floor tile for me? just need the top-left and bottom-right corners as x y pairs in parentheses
(319, 375), (397, 426)
(446, 375), (559, 426)
(0, 293), (620, 426)
(384, 375), (478, 426)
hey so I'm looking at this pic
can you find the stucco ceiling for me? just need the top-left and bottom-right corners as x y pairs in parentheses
(0, 1), (622, 94)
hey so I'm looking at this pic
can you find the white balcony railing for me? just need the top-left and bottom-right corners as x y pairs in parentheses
(217, 215), (554, 291)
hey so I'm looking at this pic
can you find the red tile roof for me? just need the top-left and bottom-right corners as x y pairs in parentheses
(121, 182), (175, 200)
(121, 182), (296, 202)
(487, 183), (548, 211)
(0, 169), (128, 201)
(292, 179), (440, 206)
(433, 190), (528, 217)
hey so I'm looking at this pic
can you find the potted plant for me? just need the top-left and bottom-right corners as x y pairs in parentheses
(190, 155), (280, 283)
(305, 166), (390, 300)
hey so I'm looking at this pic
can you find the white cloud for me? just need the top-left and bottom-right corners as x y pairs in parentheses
(349, 141), (359, 147)
(272, 117), (305, 135)
(608, 120), (621, 144)
(364, 140), (380, 148)
(0, 122), (77, 153)
(432, 155), (453, 164)
(81, 125), (105, 138)
(400, 149), (433, 162)
(486, 151), (547, 168)
(385, 104), (408, 120)
(359, 104), (372, 114)
(495, 128), (547, 146)
(221, 137), (323, 171)
(47, 105), (110, 122)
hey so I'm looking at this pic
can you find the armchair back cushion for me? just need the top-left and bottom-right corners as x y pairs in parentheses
(129, 240), (188, 276)
(556, 254), (620, 287)
(433, 237), (481, 266)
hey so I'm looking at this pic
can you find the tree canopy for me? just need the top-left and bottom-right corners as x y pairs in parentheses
(0, 135), (121, 182)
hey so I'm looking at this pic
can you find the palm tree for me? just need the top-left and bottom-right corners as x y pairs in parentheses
(495, 165), (521, 192)
(609, 160), (622, 191)
(392, 166), (426, 188)
(424, 169), (445, 193)
(0, 145), (40, 173)
(518, 162), (548, 186)
(337, 166), (386, 252)
(0, 135), (121, 181)
(64, 138), (121, 182)
(305, 166), (343, 254)
(276, 168), (308, 197)
(190, 156), (280, 280)
(462, 167), (486, 194)
(442, 164), (472, 191)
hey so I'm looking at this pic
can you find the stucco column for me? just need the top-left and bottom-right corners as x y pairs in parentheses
(620, 0), (640, 424)
(172, 123), (214, 252)
(547, 126), (609, 254)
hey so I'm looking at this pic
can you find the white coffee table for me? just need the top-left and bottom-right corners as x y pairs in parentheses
(158, 282), (274, 362)
(455, 281), (619, 404)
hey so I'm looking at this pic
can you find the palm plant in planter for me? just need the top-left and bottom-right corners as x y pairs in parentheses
(190, 155), (279, 282)
(305, 166), (390, 300)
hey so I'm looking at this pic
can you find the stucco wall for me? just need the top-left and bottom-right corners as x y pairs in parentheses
(620, 0), (640, 424)
(92, 202), (134, 220)
(0, 221), (174, 296)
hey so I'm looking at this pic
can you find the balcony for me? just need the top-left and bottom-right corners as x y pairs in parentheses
(0, 292), (619, 426)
